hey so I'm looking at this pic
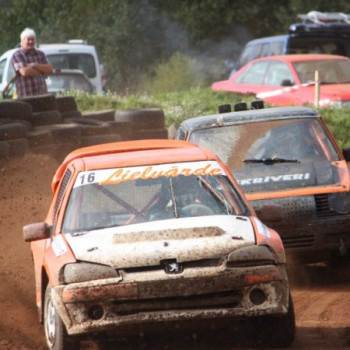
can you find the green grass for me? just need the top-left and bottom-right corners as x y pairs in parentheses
(70, 89), (350, 148)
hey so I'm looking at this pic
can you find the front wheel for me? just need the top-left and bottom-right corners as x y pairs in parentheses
(254, 293), (295, 348)
(44, 285), (79, 350)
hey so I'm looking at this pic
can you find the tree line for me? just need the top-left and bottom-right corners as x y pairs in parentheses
(1, 0), (350, 93)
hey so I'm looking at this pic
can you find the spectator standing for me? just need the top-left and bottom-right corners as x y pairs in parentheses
(11, 28), (53, 97)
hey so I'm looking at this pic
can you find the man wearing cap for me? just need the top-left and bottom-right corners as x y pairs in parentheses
(11, 28), (53, 97)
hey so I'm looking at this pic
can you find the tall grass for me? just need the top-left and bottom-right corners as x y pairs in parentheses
(70, 89), (350, 148)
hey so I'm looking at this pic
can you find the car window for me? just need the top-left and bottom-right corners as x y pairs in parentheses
(293, 59), (350, 84)
(251, 43), (269, 60)
(270, 41), (285, 55)
(7, 62), (15, 80)
(238, 45), (254, 68)
(288, 36), (350, 56)
(264, 61), (294, 86)
(235, 60), (269, 84)
(45, 73), (93, 93)
(187, 118), (340, 193)
(0, 59), (6, 82)
(47, 53), (96, 78)
(61, 161), (248, 233)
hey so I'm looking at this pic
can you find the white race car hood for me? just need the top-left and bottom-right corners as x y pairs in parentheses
(65, 215), (256, 268)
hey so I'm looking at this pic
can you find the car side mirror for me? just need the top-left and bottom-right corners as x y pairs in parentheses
(255, 204), (284, 222)
(281, 79), (294, 87)
(343, 147), (350, 162)
(23, 222), (51, 242)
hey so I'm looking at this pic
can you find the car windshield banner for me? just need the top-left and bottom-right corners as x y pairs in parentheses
(74, 161), (225, 188)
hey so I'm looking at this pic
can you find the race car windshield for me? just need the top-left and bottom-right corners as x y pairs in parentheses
(61, 161), (249, 233)
(188, 118), (341, 193)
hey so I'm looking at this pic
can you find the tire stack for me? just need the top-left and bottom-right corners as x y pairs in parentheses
(0, 95), (168, 163)
(115, 109), (168, 140)
(78, 109), (122, 146)
(0, 101), (32, 164)
(20, 94), (81, 160)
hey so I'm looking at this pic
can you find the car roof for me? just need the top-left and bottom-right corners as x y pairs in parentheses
(39, 43), (97, 53)
(52, 139), (218, 192)
(246, 35), (288, 45)
(252, 53), (349, 63)
(179, 106), (319, 132)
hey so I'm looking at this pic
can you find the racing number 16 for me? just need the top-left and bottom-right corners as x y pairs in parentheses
(80, 172), (95, 185)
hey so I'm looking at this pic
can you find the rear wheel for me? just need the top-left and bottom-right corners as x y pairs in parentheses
(44, 285), (79, 350)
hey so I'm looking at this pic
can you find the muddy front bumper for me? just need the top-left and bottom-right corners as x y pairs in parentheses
(253, 194), (350, 262)
(51, 264), (289, 336)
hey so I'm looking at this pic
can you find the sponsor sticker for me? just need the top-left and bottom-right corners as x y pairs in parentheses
(237, 173), (310, 186)
(74, 161), (225, 188)
(52, 235), (68, 257)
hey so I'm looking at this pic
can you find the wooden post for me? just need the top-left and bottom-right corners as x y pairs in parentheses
(314, 70), (320, 108)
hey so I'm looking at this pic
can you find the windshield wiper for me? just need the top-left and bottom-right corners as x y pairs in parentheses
(244, 158), (300, 165)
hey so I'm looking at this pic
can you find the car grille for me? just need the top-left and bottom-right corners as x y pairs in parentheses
(112, 290), (242, 316)
(315, 194), (337, 217)
(124, 258), (222, 274)
(282, 234), (315, 249)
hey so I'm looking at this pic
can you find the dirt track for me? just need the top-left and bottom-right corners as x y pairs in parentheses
(1, 153), (350, 350)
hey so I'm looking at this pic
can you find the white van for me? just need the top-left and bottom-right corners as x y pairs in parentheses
(0, 40), (105, 93)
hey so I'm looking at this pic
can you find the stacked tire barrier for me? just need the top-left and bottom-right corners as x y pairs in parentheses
(0, 94), (168, 163)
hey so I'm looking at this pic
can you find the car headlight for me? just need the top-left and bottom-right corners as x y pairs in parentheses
(61, 262), (120, 283)
(227, 245), (276, 267)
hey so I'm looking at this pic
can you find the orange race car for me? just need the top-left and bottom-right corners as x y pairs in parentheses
(176, 103), (350, 265)
(23, 139), (294, 349)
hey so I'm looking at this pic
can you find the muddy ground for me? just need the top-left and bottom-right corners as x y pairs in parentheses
(0, 153), (350, 350)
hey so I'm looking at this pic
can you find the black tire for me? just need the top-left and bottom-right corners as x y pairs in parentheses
(19, 94), (58, 112)
(0, 100), (32, 120)
(44, 124), (82, 144)
(254, 293), (295, 348)
(56, 96), (78, 112)
(115, 109), (165, 129)
(44, 285), (79, 350)
(131, 128), (168, 140)
(60, 111), (82, 120)
(27, 128), (54, 147)
(30, 111), (63, 126)
(63, 118), (110, 136)
(0, 118), (32, 130)
(107, 121), (132, 140)
(82, 109), (115, 122)
(7, 138), (29, 157)
(80, 134), (122, 147)
(0, 122), (28, 141)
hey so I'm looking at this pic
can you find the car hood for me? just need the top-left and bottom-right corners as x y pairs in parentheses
(233, 160), (341, 194)
(65, 215), (256, 268)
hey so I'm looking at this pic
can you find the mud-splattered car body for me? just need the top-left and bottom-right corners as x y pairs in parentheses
(176, 105), (350, 264)
(23, 139), (294, 348)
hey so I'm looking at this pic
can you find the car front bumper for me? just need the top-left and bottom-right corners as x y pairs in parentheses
(254, 195), (350, 262)
(51, 264), (289, 336)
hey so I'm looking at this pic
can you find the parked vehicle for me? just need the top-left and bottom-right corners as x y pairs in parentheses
(229, 11), (350, 76)
(176, 103), (350, 265)
(23, 139), (294, 349)
(212, 54), (350, 107)
(2, 68), (93, 98)
(0, 40), (105, 94)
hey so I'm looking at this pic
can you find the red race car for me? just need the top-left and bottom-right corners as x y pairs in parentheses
(23, 139), (294, 349)
(212, 54), (350, 107)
